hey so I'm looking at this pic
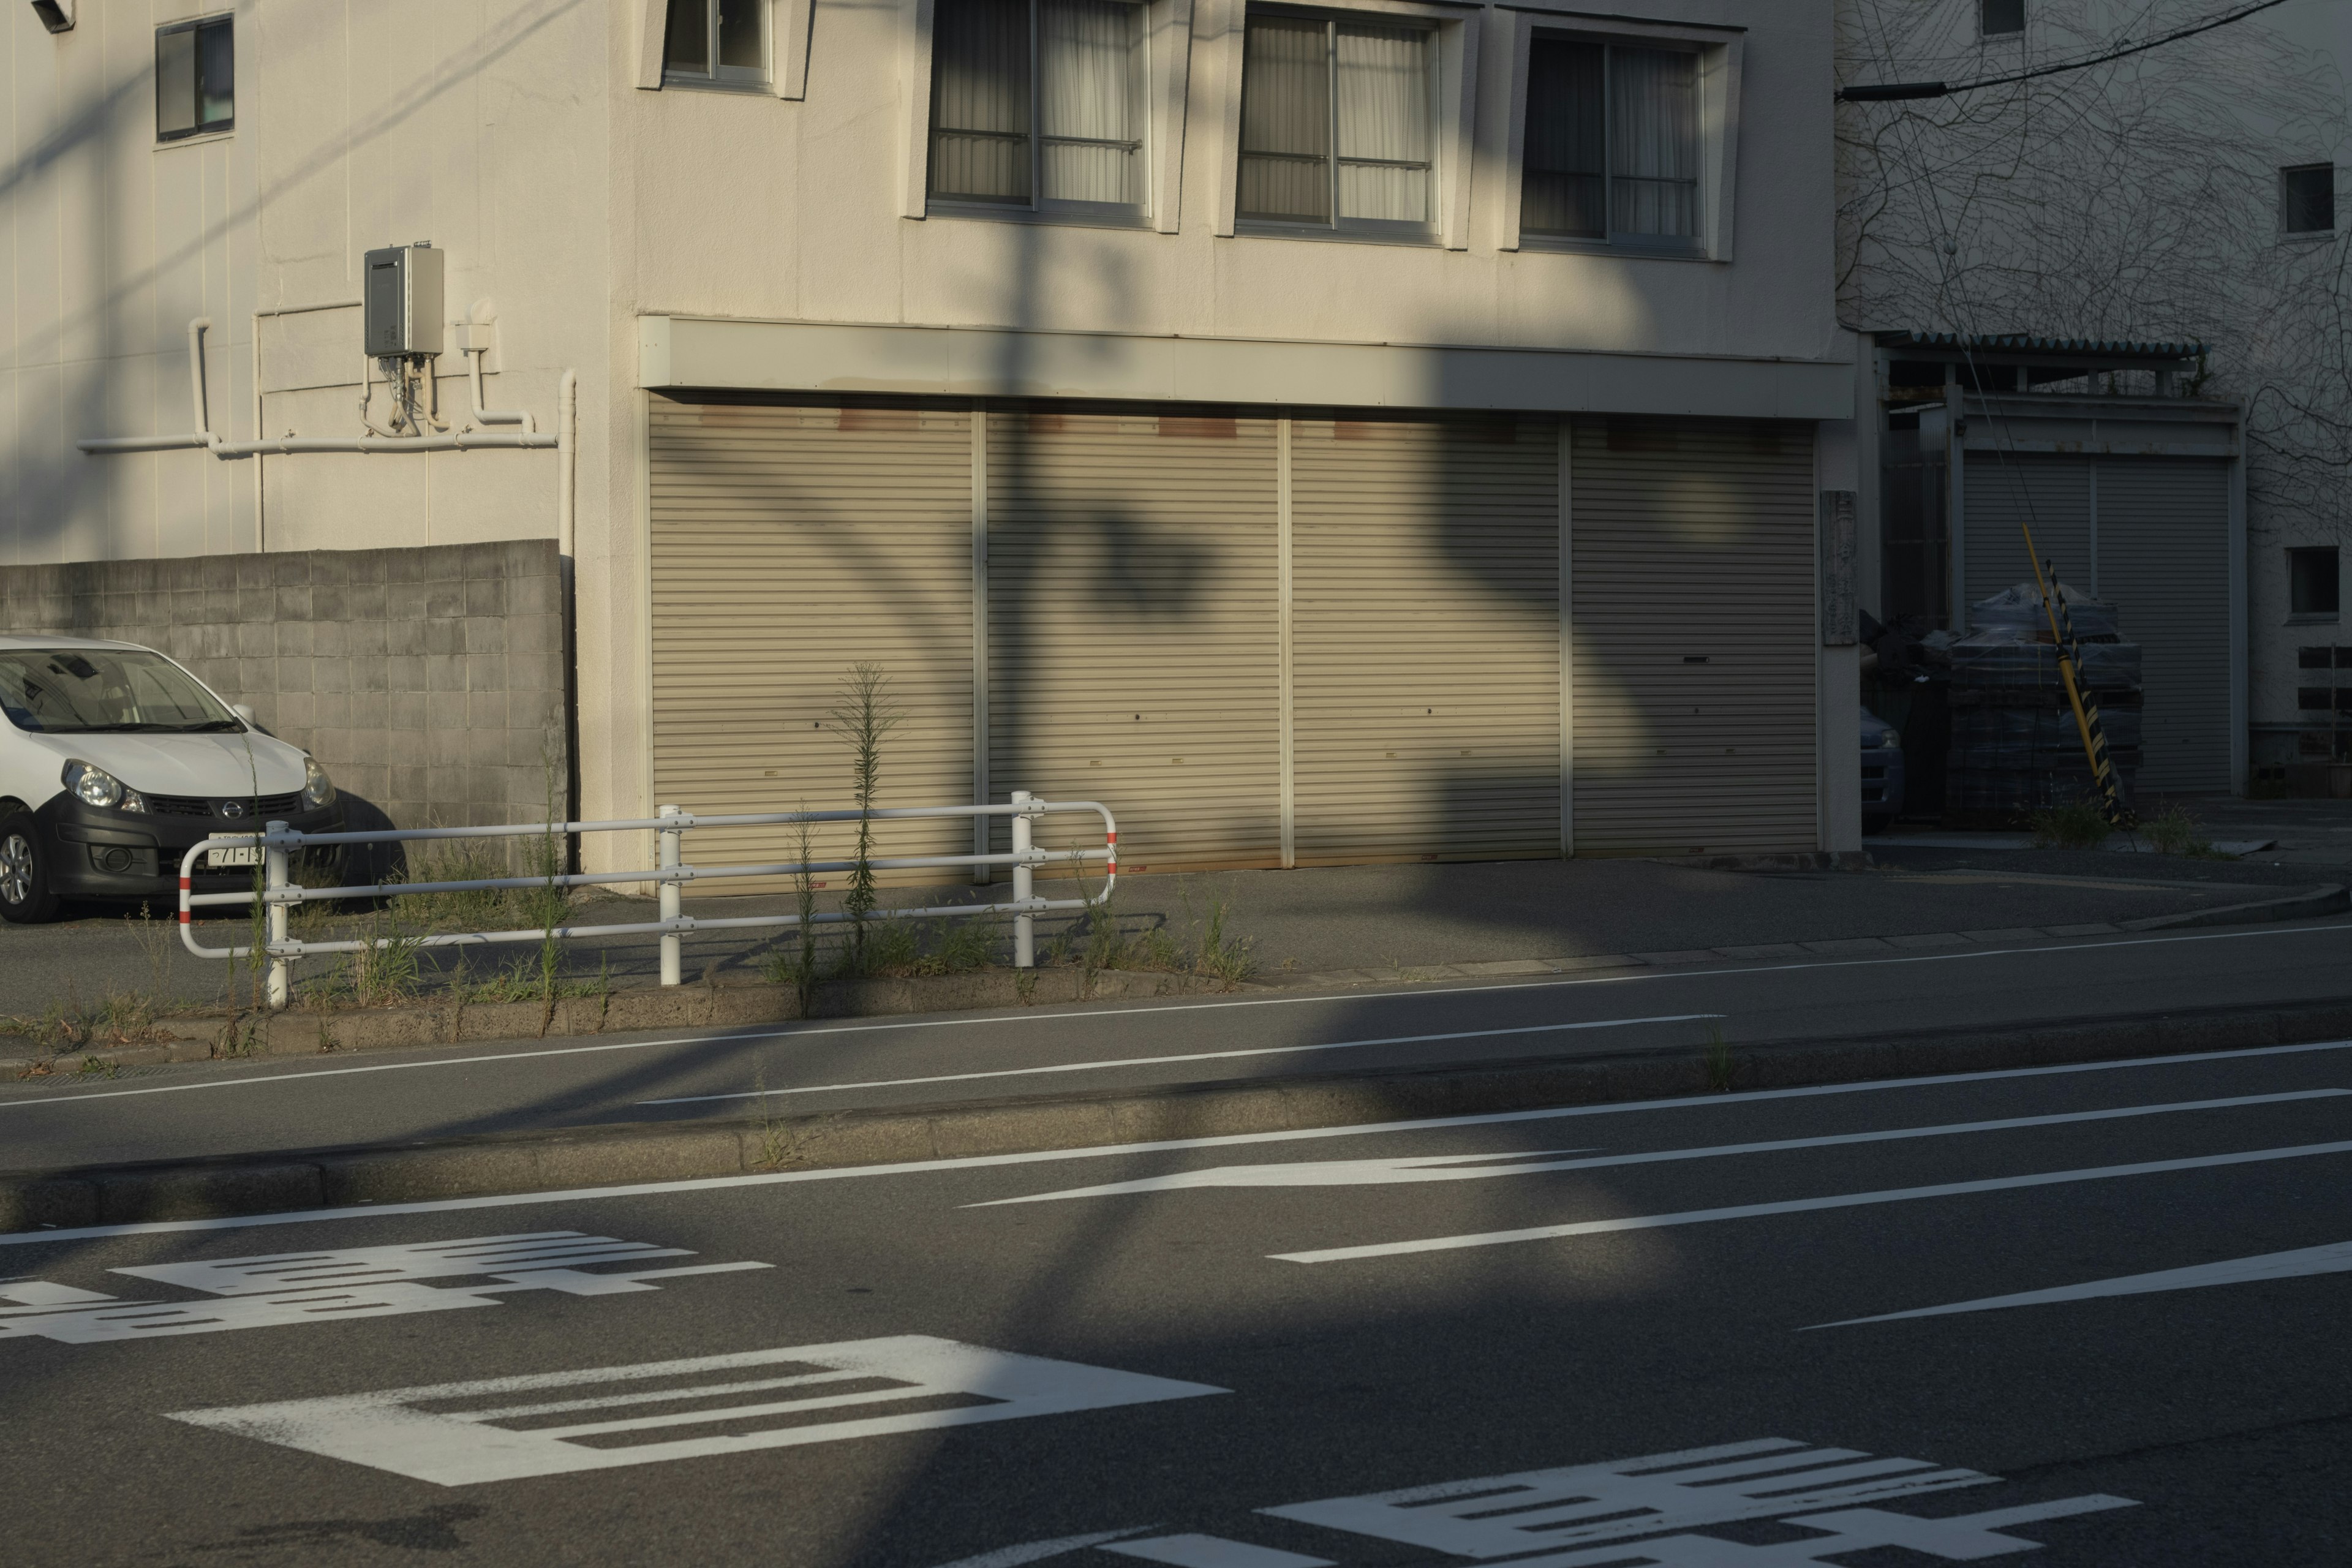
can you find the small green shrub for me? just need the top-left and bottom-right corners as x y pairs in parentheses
(2142, 803), (2222, 859)
(2027, 798), (2113, 851)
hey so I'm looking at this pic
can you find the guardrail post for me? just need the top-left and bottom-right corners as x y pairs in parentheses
(1011, 790), (1036, 968)
(657, 804), (683, 987)
(264, 821), (291, 1010)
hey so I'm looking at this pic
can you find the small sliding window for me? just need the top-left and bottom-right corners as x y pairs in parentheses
(1238, 10), (1436, 236)
(666, 0), (769, 86)
(929, 0), (1149, 219)
(1522, 38), (1701, 251)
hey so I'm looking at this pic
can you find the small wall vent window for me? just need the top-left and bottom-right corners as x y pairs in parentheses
(1981, 0), (2025, 37)
(930, 0), (1147, 216)
(2290, 546), (2340, 617)
(156, 15), (233, 141)
(1238, 11), (1436, 234)
(2282, 164), (2335, 234)
(1521, 39), (1699, 247)
(666, 0), (767, 85)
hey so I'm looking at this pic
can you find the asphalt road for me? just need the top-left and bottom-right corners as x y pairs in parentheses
(3, 1042), (2347, 1564)
(9, 916), (2352, 1173)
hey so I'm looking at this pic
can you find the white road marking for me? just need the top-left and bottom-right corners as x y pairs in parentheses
(1102, 1537), (1332, 1568)
(7, 919), (2348, 1112)
(927, 1529), (1164, 1568)
(1515, 1498), (2136, 1565)
(1270, 1139), (2352, 1264)
(1814, 1238), (2352, 1327)
(637, 1016), (1724, 1106)
(1266, 1439), (2000, 1555)
(7, 1038), (2352, 1249)
(0, 1230), (771, 1343)
(972, 1090), (2348, 1204)
(170, 1336), (1226, 1485)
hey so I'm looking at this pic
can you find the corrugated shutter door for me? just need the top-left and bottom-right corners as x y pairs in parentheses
(1965, 456), (2094, 609)
(1570, 418), (1818, 856)
(987, 408), (1282, 872)
(2096, 458), (2233, 791)
(1289, 415), (1561, 863)
(648, 400), (974, 893)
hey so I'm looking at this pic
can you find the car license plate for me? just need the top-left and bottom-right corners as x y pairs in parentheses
(206, 846), (262, 870)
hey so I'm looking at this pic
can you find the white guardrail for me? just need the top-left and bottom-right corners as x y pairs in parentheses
(178, 791), (1115, 1009)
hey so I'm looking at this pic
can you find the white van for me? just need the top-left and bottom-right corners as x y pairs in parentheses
(0, 637), (342, 923)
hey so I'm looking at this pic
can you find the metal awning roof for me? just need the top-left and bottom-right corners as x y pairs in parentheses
(1876, 330), (2207, 360)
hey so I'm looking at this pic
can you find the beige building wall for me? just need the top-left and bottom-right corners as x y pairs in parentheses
(2, 0), (1848, 864)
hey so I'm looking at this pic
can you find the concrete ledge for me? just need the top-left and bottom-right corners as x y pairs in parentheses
(9, 996), (2352, 1233)
(2122, 884), (2349, 932)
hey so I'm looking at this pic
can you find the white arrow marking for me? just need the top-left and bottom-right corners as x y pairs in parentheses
(1812, 1238), (2352, 1327)
(1272, 1138), (2352, 1264)
(971, 1088), (2348, 1205)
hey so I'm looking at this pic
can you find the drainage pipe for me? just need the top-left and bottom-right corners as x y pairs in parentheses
(466, 345), (537, 432)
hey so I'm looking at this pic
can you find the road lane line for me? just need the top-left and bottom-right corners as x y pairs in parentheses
(5, 919), (2351, 1112)
(1270, 1139), (2352, 1264)
(973, 1089), (2351, 1204)
(7, 1041), (2352, 1248)
(1811, 1238), (2352, 1327)
(635, 1015), (1726, 1106)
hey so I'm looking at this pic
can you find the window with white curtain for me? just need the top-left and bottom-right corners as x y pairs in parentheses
(666, 0), (769, 86)
(930, 0), (1148, 216)
(1238, 10), (1436, 233)
(1521, 39), (1700, 248)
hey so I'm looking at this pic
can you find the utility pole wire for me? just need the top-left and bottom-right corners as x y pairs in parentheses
(1839, 0), (2296, 100)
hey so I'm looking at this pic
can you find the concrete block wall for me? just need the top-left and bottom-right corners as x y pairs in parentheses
(0, 541), (570, 837)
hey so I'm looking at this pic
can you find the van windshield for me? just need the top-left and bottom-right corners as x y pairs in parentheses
(0, 649), (244, 734)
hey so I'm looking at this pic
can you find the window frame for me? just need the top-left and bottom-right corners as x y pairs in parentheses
(663, 0), (772, 90)
(924, 0), (1154, 224)
(155, 13), (234, 145)
(2280, 163), (2336, 237)
(1233, 4), (1442, 241)
(1496, 13), (1740, 261)
(2289, 546), (2341, 620)
(1517, 36), (1705, 255)
(1209, 0), (1477, 247)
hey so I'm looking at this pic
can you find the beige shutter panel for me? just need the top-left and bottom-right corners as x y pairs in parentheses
(1571, 417), (1818, 856)
(2096, 458), (2232, 791)
(986, 407), (1283, 873)
(648, 399), (975, 894)
(1289, 415), (1562, 864)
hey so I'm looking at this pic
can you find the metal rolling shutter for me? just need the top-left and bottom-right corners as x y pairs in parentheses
(648, 399), (974, 894)
(1288, 415), (1562, 864)
(1570, 417), (1817, 856)
(1965, 456), (2094, 609)
(986, 407), (1282, 873)
(2096, 458), (2232, 791)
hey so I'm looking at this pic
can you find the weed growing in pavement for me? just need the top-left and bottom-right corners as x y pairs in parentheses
(77, 1054), (118, 1079)
(2142, 803), (2225, 859)
(1192, 897), (1256, 989)
(1, 985), (174, 1055)
(1701, 1024), (1736, 1093)
(2027, 797), (2114, 851)
(831, 662), (903, 960)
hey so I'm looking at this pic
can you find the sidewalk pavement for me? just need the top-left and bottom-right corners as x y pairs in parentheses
(0, 807), (2339, 1021)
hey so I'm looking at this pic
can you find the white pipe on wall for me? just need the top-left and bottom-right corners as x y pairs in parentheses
(557, 368), (578, 559)
(186, 317), (213, 435)
(467, 346), (537, 432)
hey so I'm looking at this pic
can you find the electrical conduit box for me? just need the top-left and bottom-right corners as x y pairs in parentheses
(363, 243), (443, 358)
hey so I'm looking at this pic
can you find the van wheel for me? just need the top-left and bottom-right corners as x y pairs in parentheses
(0, 815), (61, 924)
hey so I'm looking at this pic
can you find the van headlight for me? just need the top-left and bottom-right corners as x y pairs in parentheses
(63, 760), (148, 813)
(302, 756), (337, 810)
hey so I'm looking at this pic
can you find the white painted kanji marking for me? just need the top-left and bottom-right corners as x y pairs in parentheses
(169, 1337), (1228, 1485)
(1101, 1537), (1333, 1568)
(1815, 1238), (2352, 1327)
(1487, 1496), (2136, 1564)
(112, 1232), (693, 1294)
(0, 1231), (769, 1344)
(1260, 1441), (2002, 1555)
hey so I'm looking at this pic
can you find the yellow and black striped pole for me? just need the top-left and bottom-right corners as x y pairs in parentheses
(2029, 552), (2136, 830)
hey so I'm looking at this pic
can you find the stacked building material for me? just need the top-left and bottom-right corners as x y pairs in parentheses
(1944, 584), (2141, 824)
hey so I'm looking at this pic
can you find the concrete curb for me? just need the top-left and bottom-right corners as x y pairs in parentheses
(2121, 883), (2348, 932)
(8, 995), (2352, 1233)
